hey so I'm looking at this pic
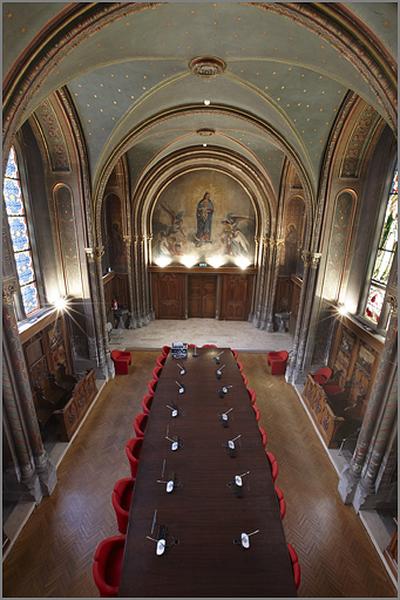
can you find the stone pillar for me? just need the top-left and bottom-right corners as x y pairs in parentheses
(338, 297), (397, 505)
(85, 246), (114, 378)
(3, 281), (57, 501)
(265, 238), (285, 332)
(124, 235), (136, 329)
(254, 237), (272, 329)
(285, 251), (321, 383)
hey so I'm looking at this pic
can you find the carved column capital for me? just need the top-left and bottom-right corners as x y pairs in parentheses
(301, 251), (322, 267)
(84, 246), (104, 261)
(123, 235), (132, 245)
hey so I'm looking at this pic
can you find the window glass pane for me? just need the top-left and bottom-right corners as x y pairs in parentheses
(390, 170), (398, 195)
(7, 216), (30, 252)
(15, 251), (35, 285)
(3, 178), (24, 215)
(364, 284), (385, 324)
(372, 249), (394, 285)
(5, 146), (19, 179)
(379, 184), (397, 252)
(21, 283), (39, 315)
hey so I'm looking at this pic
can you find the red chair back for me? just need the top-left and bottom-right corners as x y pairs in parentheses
(141, 393), (153, 415)
(237, 361), (244, 373)
(162, 345), (170, 356)
(112, 478), (135, 534)
(133, 413), (148, 438)
(152, 365), (163, 381)
(266, 450), (279, 482)
(274, 484), (286, 519)
(232, 349), (239, 360)
(248, 388), (257, 405)
(252, 405), (261, 421)
(147, 379), (157, 396)
(125, 438), (143, 478)
(287, 543), (301, 589)
(202, 344), (217, 348)
(156, 355), (166, 368)
(242, 373), (249, 386)
(93, 534), (125, 597)
(259, 426), (268, 448)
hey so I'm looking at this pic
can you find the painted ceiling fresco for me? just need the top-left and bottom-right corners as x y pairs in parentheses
(4, 2), (396, 195)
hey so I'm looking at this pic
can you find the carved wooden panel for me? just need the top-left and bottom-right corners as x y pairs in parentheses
(152, 273), (186, 319)
(188, 275), (216, 318)
(220, 274), (250, 321)
(331, 326), (357, 387)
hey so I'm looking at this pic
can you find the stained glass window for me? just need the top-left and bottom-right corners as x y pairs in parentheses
(364, 169), (398, 325)
(3, 147), (40, 316)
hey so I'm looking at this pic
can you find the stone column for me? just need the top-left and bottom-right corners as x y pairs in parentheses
(265, 238), (285, 332)
(254, 237), (271, 329)
(3, 281), (57, 501)
(124, 235), (136, 329)
(85, 246), (114, 378)
(285, 251), (321, 383)
(338, 297), (397, 505)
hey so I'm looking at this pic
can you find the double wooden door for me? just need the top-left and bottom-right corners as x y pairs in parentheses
(188, 275), (217, 318)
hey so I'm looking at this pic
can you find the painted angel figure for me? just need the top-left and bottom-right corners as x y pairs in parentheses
(157, 203), (186, 255)
(220, 213), (252, 256)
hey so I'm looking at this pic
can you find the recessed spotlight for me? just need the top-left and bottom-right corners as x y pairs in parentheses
(203, 99), (211, 106)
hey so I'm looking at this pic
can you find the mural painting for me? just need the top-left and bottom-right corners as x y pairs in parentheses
(152, 170), (255, 265)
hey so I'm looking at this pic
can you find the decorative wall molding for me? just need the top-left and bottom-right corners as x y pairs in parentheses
(34, 100), (70, 172)
(340, 106), (381, 178)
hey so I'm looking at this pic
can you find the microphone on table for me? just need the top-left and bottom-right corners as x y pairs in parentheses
(176, 363), (186, 376)
(220, 407), (233, 427)
(175, 380), (185, 395)
(214, 350), (225, 365)
(216, 364), (226, 379)
(219, 384), (232, 398)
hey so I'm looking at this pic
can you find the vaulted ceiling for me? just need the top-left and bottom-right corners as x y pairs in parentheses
(3, 2), (397, 197)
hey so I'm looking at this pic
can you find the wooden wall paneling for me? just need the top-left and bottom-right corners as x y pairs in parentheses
(289, 275), (302, 333)
(220, 274), (249, 320)
(152, 272), (186, 319)
(188, 275), (217, 318)
(113, 274), (129, 308)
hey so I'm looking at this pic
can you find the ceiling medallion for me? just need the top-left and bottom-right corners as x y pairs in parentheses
(189, 56), (226, 78)
(197, 128), (215, 136)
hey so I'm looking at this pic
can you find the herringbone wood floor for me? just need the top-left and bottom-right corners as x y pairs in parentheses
(3, 352), (396, 597)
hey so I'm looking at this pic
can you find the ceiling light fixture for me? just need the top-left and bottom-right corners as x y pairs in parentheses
(203, 99), (211, 106)
(202, 143), (208, 147)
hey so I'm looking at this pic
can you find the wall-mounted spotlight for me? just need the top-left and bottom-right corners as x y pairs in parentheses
(202, 143), (208, 147)
(180, 254), (198, 268)
(51, 296), (69, 312)
(155, 255), (172, 268)
(203, 99), (211, 106)
(235, 256), (251, 270)
(208, 255), (225, 268)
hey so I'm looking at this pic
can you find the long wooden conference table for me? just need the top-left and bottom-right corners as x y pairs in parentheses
(119, 347), (297, 597)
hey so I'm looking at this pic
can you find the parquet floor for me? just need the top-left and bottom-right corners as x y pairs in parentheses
(3, 352), (396, 597)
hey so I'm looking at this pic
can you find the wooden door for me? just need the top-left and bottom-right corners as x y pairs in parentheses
(220, 274), (250, 320)
(153, 273), (186, 319)
(188, 275), (216, 318)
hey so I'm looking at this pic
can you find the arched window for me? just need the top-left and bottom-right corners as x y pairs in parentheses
(363, 169), (397, 327)
(3, 146), (40, 317)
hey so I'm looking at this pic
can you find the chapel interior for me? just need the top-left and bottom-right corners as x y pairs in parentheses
(2, 2), (398, 597)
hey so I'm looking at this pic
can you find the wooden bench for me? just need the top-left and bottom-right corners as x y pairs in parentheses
(303, 374), (345, 448)
(53, 370), (97, 441)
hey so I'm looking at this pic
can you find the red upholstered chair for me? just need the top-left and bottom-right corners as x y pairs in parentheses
(237, 361), (244, 373)
(147, 379), (157, 396)
(111, 350), (132, 375)
(232, 349), (239, 360)
(252, 405), (261, 422)
(162, 345), (170, 356)
(247, 387), (257, 405)
(112, 477), (135, 534)
(267, 351), (289, 375)
(202, 344), (217, 348)
(266, 450), (279, 482)
(242, 373), (249, 386)
(322, 382), (343, 396)
(311, 366), (333, 385)
(141, 393), (153, 415)
(156, 355), (166, 368)
(274, 484), (286, 519)
(125, 437), (143, 478)
(259, 426), (268, 448)
(133, 413), (148, 438)
(152, 365), (163, 381)
(287, 543), (301, 590)
(92, 534), (125, 597)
